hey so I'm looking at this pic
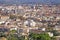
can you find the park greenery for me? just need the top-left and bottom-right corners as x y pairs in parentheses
(0, 32), (56, 40)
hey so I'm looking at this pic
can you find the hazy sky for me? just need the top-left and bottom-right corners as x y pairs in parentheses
(0, 0), (60, 4)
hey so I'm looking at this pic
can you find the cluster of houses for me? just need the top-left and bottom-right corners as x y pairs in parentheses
(0, 4), (60, 40)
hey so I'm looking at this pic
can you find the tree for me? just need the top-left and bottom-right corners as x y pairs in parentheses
(0, 32), (6, 37)
(29, 33), (51, 40)
(7, 33), (25, 40)
(7, 34), (18, 40)
(18, 36), (25, 40)
(10, 30), (17, 34)
(51, 30), (60, 36)
(51, 36), (56, 40)
(10, 14), (17, 19)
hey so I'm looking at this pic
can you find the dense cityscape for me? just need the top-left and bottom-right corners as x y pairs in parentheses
(0, 4), (60, 40)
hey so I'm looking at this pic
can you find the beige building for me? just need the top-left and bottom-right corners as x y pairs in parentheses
(1, 16), (9, 21)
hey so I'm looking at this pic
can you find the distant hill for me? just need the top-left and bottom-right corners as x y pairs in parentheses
(0, 0), (60, 5)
